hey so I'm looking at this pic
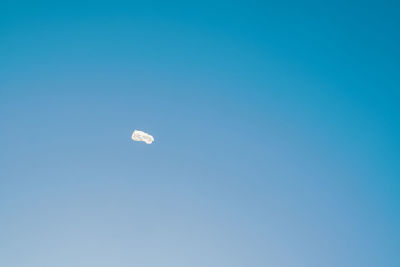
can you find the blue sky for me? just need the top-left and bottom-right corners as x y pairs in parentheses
(1, 1), (399, 266)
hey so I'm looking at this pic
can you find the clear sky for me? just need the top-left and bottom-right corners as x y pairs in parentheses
(1, 1), (399, 266)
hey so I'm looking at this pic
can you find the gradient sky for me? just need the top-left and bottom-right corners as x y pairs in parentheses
(1, 1), (399, 266)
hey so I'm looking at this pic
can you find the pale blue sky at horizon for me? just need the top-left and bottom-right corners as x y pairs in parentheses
(1, 1), (399, 266)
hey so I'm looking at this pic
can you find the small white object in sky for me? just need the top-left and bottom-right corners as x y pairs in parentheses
(131, 130), (154, 144)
